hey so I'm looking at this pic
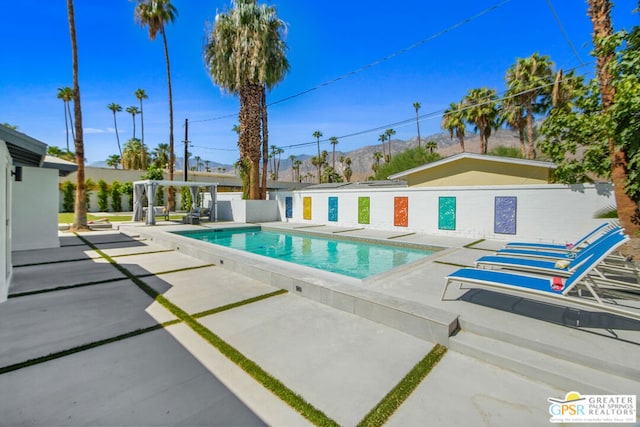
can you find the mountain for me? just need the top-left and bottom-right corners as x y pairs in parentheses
(278, 128), (523, 182)
(89, 128), (523, 181)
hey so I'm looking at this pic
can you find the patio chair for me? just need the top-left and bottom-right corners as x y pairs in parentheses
(442, 231), (640, 320)
(496, 226), (622, 261)
(503, 221), (616, 253)
(474, 229), (628, 278)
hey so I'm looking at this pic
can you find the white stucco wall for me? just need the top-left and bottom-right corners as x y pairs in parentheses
(0, 144), (11, 303)
(273, 183), (616, 243)
(12, 166), (60, 251)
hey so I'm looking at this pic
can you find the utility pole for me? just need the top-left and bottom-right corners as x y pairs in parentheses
(183, 118), (189, 181)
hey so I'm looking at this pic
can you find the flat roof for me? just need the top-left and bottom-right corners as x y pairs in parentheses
(0, 125), (47, 167)
(388, 152), (556, 180)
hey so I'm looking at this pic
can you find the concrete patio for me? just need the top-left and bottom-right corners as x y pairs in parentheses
(1, 224), (638, 426)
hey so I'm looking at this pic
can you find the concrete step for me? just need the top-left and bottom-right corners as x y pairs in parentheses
(449, 330), (638, 395)
(456, 315), (640, 381)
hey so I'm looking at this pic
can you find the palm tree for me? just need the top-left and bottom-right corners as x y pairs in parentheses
(107, 154), (122, 169)
(385, 128), (396, 162)
(152, 142), (170, 169)
(107, 103), (123, 157)
(372, 151), (383, 172)
(413, 101), (422, 147)
(463, 88), (500, 154)
(441, 101), (466, 152)
(205, 160), (211, 172)
(122, 138), (150, 170)
(57, 87), (74, 152)
(329, 136), (338, 169)
(134, 88), (148, 146)
(425, 141), (437, 154)
(135, 0), (178, 209)
(343, 157), (352, 183)
(505, 53), (554, 159)
(66, 0), (88, 231)
(293, 159), (302, 182)
(378, 133), (387, 160)
(588, 0), (636, 235)
(194, 155), (201, 171)
(204, 0), (289, 199)
(126, 106), (140, 139)
(288, 154), (296, 181)
(499, 96), (527, 157)
(313, 130), (323, 183)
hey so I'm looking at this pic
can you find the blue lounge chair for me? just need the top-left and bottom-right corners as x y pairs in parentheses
(503, 221), (615, 252)
(496, 226), (622, 261)
(475, 230), (628, 277)
(442, 232), (640, 320)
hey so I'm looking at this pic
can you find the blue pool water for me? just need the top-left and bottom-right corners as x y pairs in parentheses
(175, 227), (434, 279)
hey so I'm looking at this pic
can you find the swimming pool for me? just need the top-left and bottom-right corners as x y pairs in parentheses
(174, 227), (435, 279)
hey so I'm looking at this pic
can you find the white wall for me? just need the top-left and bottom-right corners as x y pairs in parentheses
(273, 183), (615, 243)
(12, 166), (60, 251)
(0, 144), (11, 302)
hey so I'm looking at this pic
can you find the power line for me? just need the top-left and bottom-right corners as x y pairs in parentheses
(190, 0), (514, 125)
(545, 0), (585, 65)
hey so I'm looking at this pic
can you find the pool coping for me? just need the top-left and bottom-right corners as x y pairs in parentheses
(121, 223), (460, 346)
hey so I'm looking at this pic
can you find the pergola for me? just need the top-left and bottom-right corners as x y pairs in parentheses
(132, 180), (218, 225)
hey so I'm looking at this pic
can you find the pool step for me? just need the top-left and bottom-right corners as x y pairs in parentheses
(449, 330), (638, 395)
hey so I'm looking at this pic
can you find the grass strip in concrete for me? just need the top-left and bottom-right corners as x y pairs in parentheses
(76, 233), (341, 427)
(192, 289), (288, 319)
(434, 260), (472, 268)
(8, 277), (129, 299)
(108, 249), (175, 258)
(356, 344), (447, 427)
(0, 321), (180, 375)
(464, 239), (486, 248)
(13, 257), (99, 268)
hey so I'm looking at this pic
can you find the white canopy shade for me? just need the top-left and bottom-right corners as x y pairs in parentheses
(132, 180), (218, 225)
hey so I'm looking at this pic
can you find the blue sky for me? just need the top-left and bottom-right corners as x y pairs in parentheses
(1, 0), (638, 166)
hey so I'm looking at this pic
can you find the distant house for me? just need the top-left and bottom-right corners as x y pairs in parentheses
(0, 126), (76, 302)
(388, 153), (556, 187)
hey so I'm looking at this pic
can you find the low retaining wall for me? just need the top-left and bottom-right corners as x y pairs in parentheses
(272, 183), (615, 243)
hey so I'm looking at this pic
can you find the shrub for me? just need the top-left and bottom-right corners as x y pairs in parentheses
(60, 181), (75, 213)
(181, 186), (192, 211)
(121, 181), (133, 211)
(97, 179), (110, 212)
(111, 181), (122, 212)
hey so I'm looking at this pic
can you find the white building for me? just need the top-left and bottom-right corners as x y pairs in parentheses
(0, 126), (76, 302)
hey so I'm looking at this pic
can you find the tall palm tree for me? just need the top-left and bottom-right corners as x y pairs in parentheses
(329, 136), (338, 169)
(312, 130), (323, 183)
(413, 101), (422, 148)
(66, 0), (87, 231)
(126, 106), (140, 139)
(288, 154), (296, 181)
(135, 0), (177, 209)
(499, 95), (527, 157)
(107, 103), (123, 157)
(505, 53), (554, 159)
(441, 101), (466, 153)
(378, 133), (387, 160)
(57, 87), (74, 152)
(588, 0), (636, 235)
(463, 88), (500, 154)
(134, 88), (148, 146)
(204, 0), (289, 199)
(385, 128), (396, 162)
